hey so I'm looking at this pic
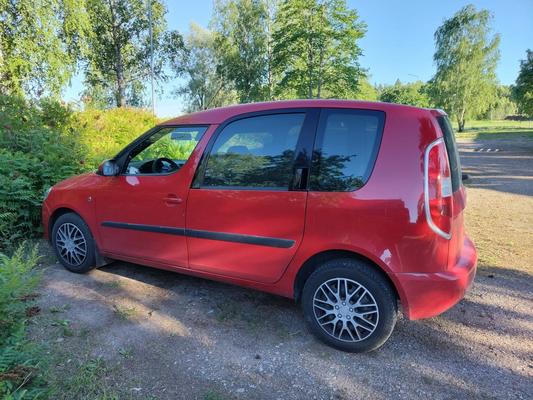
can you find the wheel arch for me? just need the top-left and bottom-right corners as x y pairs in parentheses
(48, 207), (110, 267)
(48, 207), (78, 240)
(293, 249), (403, 307)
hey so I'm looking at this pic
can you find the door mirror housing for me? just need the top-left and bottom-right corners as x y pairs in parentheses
(98, 160), (119, 176)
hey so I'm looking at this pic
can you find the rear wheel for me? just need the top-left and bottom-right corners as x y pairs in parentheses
(302, 258), (397, 352)
(51, 213), (96, 273)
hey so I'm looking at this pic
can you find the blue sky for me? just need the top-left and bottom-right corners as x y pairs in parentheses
(64, 0), (533, 117)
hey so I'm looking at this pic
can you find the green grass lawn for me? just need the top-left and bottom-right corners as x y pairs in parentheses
(456, 119), (533, 140)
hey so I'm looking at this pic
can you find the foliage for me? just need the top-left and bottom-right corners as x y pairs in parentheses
(482, 85), (517, 120)
(212, 0), (272, 102)
(0, 96), (86, 251)
(428, 4), (500, 131)
(75, 107), (158, 168)
(0, 244), (48, 398)
(512, 49), (533, 117)
(272, 0), (366, 99)
(356, 79), (378, 101)
(172, 23), (238, 112)
(83, 0), (183, 108)
(378, 80), (430, 108)
(0, 0), (89, 98)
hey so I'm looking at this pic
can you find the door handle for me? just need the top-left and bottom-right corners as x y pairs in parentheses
(163, 195), (183, 205)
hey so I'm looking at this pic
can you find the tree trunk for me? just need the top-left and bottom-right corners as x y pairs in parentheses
(457, 108), (466, 132)
(109, 0), (125, 107)
(317, 46), (324, 99)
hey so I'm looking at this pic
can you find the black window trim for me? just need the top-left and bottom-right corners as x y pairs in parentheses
(110, 124), (210, 177)
(309, 108), (386, 193)
(191, 108), (319, 191)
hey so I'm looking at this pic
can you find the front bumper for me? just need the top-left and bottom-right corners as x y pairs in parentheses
(395, 236), (477, 320)
(42, 201), (51, 241)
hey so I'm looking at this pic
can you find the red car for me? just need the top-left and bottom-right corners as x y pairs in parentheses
(42, 100), (477, 352)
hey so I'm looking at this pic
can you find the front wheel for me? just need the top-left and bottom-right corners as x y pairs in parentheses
(51, 213), (96, 273)
(302, 258), (398, 352)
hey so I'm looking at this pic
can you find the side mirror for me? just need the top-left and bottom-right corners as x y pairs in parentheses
(98, 160), (119, 176)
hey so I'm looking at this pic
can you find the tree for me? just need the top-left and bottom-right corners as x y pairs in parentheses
(172, 23), (237, 112)
(272, 0), (366, 99)
(83, 0), (182, 108)
(212, 0), (271, 103)
(356, 78), (378, 101)
(379, 80), (430, 107)
(428, 5), (500, 131)
(0, 0), (89, 98)
(483, 85), (517, 119)
(512, 49), (533, 117)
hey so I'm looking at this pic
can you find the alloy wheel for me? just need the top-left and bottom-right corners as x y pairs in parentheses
(55, 223), (87, 266)
(313, 278), (379, 342)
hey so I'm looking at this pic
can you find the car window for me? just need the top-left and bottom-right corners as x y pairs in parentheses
(437, 115), (462, 192)
(125, 126), (207, 175)
(200, 113), (305, 189)
(310, 109), (385, 191)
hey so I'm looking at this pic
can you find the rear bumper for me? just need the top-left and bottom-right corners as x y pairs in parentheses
(395, 236), (477, 320)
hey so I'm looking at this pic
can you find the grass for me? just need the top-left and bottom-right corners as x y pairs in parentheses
(113, 305), (137, 320)
(203, 390), (231, 400)
(456, 119), (533, 140)
(48, 356), (121, 400)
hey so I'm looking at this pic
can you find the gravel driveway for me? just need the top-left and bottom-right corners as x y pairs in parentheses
(30, 136), (533, 400)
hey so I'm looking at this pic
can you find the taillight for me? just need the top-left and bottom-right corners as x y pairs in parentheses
(424, 138), (453, 239)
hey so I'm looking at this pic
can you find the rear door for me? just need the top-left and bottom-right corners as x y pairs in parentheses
(186, 110), (318, 283)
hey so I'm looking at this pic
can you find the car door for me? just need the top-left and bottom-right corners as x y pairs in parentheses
(186, 110), (318, 283)
(94, 125), (208, 267)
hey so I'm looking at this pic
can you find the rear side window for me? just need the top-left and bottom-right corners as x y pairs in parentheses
(310, 109), (385, 191)
(201, 113), (305, 189)
(437, 116), (462, 192)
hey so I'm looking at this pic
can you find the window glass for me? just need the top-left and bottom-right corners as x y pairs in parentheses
(437, 116), (462, 192)
(201, 113), (305, 189)
(310, 109), (385, 191)
(125, 126), (207, 175)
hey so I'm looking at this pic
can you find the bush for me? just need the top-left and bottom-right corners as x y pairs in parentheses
(75, 107), (158, 168)
(0, 96), (160, 251)
(0, 244), (48, 398)
(0, 96), (86, 252)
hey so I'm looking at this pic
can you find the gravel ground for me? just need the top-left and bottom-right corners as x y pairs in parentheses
(30, 136), (533, 400)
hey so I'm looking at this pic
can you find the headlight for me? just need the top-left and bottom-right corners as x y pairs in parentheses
(44, 186), (53, 200)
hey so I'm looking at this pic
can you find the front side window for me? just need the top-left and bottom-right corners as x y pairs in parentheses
(310, 109), (385, 191)
(124, 126), (207, 175)
(200, 113), (305, 189)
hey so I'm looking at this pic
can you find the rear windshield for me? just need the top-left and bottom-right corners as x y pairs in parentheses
(437, 116), (462, 192)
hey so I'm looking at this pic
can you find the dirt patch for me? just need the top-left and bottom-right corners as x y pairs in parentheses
(30, 136), (533, 399)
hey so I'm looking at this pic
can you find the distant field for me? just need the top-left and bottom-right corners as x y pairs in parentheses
(457, 119), (533, 139)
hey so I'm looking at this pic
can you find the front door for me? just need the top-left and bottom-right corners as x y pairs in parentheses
(94, 125), (208, 267)
(186, 110), (318, 283)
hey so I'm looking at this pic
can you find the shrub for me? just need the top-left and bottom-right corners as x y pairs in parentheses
(75, 107), (158, 168)
(0, 244), (48, 398)
(0, 95), (86, 252)
(0, 95), (161, 251)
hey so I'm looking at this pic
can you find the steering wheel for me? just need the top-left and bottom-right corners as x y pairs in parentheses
(152, 157), (179, 173)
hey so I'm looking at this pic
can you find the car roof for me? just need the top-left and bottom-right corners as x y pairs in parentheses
(160, 99), (438, 126)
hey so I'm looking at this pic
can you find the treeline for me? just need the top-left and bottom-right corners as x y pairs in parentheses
(0, 1), (532, 131)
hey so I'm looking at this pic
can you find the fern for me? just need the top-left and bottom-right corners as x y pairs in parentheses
(0, 244), (48, 398)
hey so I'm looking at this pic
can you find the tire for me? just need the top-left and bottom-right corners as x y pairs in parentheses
(51, 213), (96, 273)
(302, 258), (397, 353)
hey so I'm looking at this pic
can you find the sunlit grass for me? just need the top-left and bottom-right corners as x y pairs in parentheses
(457, 119), (533, 139)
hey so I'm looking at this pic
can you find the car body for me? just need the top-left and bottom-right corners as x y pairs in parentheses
(42, 100), (477, 352)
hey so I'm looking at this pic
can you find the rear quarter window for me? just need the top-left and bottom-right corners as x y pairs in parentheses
(310, 109), (385, 191)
